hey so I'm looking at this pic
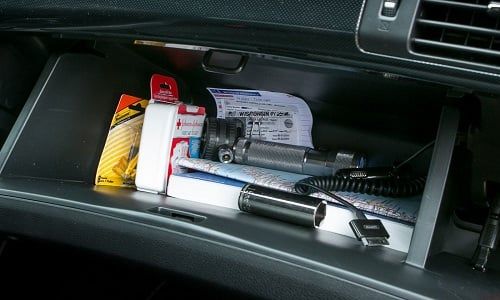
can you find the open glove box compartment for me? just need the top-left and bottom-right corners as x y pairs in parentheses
(0, 36), (498, 299)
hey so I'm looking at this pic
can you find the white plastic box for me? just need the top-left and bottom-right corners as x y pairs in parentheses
(135, 102), (205, 194)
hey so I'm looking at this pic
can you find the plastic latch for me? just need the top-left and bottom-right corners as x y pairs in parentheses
(202, 50), (248, 75)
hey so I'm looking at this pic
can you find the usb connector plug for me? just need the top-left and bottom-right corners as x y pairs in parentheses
(349, 219), (390, 246)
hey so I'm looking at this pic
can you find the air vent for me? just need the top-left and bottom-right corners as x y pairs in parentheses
(412, 0), (500, 67)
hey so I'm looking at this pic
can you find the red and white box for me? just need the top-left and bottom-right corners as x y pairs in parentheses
(135, 74), (206, 194)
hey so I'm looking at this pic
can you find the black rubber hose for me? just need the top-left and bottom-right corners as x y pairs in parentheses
(295, 175), (427, 197)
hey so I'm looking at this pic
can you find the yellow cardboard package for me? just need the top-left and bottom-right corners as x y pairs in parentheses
(95, 94), (149, 187)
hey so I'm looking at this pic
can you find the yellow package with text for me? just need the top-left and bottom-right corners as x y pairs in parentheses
(95, 94), (149, 187)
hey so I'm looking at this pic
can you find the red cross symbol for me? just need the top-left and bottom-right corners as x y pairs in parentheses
(176, 119), (182, 129)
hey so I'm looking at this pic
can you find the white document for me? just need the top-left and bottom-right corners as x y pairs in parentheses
(207, 88), (314, 148)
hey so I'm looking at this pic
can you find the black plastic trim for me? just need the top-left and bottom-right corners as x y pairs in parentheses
(423, 0), (487, 11)
(413, 38), (500, 58)
(416, 19), (500, 38)
(0, 178), (476, 300)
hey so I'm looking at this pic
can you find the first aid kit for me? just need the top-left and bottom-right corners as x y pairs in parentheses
(135, 74), (206, 194)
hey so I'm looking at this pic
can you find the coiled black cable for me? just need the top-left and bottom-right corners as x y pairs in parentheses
(295, 140), (435, 198)
(295, 175), (427, 197)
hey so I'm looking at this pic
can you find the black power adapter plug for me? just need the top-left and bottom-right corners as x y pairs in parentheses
(472, 180), (500, 272)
